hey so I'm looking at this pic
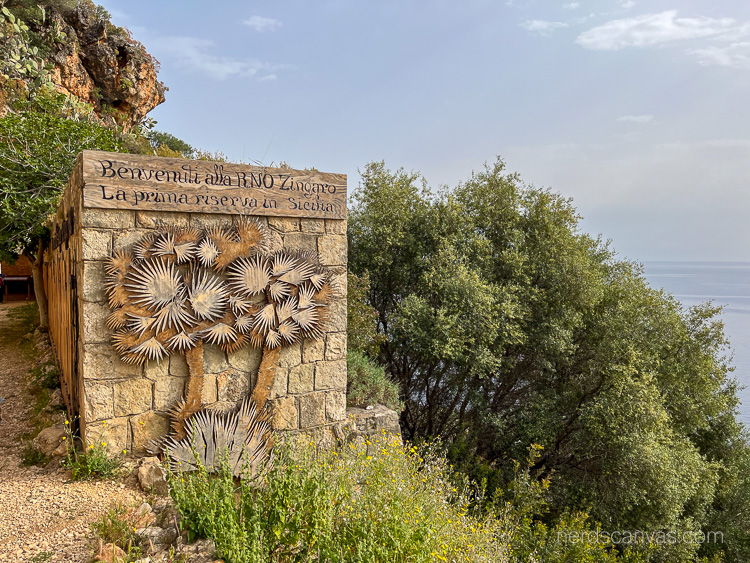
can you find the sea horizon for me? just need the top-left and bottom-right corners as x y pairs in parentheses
(643, 261), (750, 426)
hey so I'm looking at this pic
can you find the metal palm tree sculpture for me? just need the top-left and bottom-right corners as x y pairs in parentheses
(104, 218), (334, 443)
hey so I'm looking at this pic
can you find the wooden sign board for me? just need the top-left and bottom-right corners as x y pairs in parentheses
(80, 151), (347, 220)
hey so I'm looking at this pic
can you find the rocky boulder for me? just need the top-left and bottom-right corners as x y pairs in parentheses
(137, 456), (169, 496)
(32, 424), (68, 457)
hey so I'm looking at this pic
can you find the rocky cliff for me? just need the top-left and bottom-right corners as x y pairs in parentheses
(3, 1), (164, 130)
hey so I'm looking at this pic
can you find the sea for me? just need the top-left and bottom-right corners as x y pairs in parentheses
(643, 262), (750, 426)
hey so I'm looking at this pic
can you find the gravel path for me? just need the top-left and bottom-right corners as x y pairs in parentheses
(0, 302), (147, 562)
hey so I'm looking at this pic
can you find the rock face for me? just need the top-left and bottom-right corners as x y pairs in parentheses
(41, 3), (165, 129)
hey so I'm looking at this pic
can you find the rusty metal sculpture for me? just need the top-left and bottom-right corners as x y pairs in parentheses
(162, 398), (274, 478)
(104, 218), (333, 463)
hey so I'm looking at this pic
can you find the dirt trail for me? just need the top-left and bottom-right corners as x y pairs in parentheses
(0, 302), (145, 562)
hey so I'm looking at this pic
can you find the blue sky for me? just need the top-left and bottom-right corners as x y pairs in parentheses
(99, 0), (750, 262)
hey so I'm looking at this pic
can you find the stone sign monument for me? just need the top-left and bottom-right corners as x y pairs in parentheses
(45, 151), (349, 457)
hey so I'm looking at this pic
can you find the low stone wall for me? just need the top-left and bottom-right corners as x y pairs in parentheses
(345, 405), (402, 441)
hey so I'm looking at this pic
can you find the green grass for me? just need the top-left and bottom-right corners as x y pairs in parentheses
(90, 503), (145, 561)
(20, 444), (51, 467)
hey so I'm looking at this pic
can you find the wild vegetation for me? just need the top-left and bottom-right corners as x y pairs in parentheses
(348, 159), (750, 562)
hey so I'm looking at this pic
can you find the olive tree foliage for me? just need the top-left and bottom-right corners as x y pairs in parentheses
(348, 159), (750, 560)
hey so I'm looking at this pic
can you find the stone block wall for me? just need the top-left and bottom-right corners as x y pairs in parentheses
(72, 204), (347, 455)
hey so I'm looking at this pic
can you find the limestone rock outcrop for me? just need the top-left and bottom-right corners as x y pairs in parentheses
(46, 3), (165, 129)
(3, 2), (165, 129)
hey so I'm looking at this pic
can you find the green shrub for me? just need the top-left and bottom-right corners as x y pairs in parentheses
(346, 348), (402, 411)
(21, 444), (50, 467)
(169, 436), (509, 562)
(91, 503), (146, 560)
(62, 420), (123, 481)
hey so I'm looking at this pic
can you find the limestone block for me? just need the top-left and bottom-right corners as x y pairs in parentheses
(82, 261), (107, 302)
(268, 217), (300, 232)
(325, 219), (347, 235)
(82, 208), (134, 229)
(191, 213), (232, 230)
(227, 346), (262, 373)
(131, 411), (170, 455)
(84, 381), (114, 421)
(269, 367), (289, 400)
(271, 397), (298, 430)
(283, 233), (317, 253)
(81, 229), (112, 260)
(303, 425), (340, 451)
(112, 228), (154, 252)
(154, 376), (186, 411)
(299, 393), (326, 428)
(169, 354), (190, 378)
(347, 405), (402, 438)
(136, 211), (189, 229)
(315, 360), (347, 391)
(204, 345), (229, 374)
(82, 344), (141, 379)
(288, 363), (314, 394)
(302, 339), (324, 363)
(301, 218), (325, 233)
(329, 267), (347, 296)
(325, 333), (347, 361)
(144, 358), (169, 381)
(217, 370), (251, 403)
(317, 235), (347, 266)
(278, 342), (302, 368)
(264, 228), (283, 252)
(202, 374), (218, 404)
(82, 301), (110, 344)
(326, 299), (347, 332)
(326, 391), (346, 423)
(113, 378), (153, 417)
(85, 417), (129, 456)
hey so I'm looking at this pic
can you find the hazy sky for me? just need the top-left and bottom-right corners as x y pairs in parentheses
(98, 0), (750, 262)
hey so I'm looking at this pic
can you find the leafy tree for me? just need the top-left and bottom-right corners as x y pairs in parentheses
(146, 129), (194, 158)
(0, 96), (123, 329)
(348, 158), (748, 561)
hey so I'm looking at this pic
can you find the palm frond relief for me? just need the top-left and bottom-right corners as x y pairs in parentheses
(104, 218), (337, 460)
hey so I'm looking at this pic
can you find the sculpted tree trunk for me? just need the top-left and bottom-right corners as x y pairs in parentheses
(251, 347), (281, 409)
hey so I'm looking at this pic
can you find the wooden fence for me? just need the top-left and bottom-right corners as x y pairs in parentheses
(44, 208), (79, 418)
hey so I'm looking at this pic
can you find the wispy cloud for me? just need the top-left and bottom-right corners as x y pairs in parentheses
(242, 15), (282, 32)
(521, 20), (569, 33)
(620, 0), (635, 9)
(147, 36), (286, 80)
(563, 3), (580, 10)
(690, 42), (750, 68)
(618, 114), (653, 123)
(576, 11), (738, 50)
